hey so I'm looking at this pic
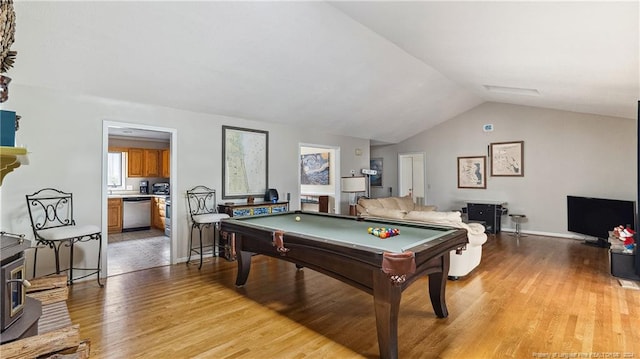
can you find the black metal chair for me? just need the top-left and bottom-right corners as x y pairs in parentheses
(186, 186), (230, 269)
(25, 188), (103, 286)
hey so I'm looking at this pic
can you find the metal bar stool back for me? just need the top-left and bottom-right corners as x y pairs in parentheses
(25, 188), (102, 286)
(186, 186), (230, 269)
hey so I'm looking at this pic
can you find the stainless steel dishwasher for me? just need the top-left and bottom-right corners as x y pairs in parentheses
(122, 197), (151, 231)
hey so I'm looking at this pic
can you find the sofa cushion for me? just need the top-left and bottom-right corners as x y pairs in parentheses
(376, 197), (403, 210)
(413, 204), (438, 212)
(367, 207), (407, 219)
(393, 196), (417, 212)
(358, 198), (382, 210)
(356, 196), (437, 216)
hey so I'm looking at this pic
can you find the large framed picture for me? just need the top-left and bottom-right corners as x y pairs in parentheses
(222, 126), (269, 199)
(457, 156), (486, 189)
(300, 152), (330, 185)
(370, 158), (383, 187)
(490, 141), (524, 177)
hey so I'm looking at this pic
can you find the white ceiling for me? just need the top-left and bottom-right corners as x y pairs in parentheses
(9, 1), (639, 144)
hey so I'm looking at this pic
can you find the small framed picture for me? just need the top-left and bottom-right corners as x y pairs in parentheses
(490, 141), (524, 177)
(370, 158), (383, 187)
(457, 156), (486, 189)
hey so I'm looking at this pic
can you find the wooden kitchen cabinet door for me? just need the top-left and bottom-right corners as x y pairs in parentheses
(161, 149), (170, 178)
(144, 149), (160, 177)
(152, 197), (166, 230)
(128, 148), (145, 177)
(108, 198), (123, 233)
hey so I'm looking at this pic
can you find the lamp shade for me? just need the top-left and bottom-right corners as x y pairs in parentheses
(341, 176), (366, 193)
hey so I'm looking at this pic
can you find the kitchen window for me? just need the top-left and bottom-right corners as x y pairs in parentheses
(108, 151), (126, 188)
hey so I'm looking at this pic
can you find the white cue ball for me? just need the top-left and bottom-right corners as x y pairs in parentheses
(295, 216), (301, 222)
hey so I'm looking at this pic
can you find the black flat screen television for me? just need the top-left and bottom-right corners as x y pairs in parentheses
(567, 195), (636, 246)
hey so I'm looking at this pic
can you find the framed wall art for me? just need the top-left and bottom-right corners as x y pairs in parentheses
(300, 152), (330, 185)
(457, 156), (486, 189)
(222, 126), (269, 199)
(490, 141), (524, 177)
(370, 158), (383, 187)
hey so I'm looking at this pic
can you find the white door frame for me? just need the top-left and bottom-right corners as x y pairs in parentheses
(101, 120), (178, 278)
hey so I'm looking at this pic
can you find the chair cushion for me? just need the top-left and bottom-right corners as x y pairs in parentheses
(192, 213), (230, 224)
(37, 224), (101, 240)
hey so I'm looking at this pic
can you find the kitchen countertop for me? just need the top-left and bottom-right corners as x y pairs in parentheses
(108, 193), (169, 199)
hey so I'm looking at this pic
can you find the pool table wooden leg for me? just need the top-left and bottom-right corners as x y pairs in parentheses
(235, 250), (253, 287)
(373, 270), (401, 359)
(428, 254), (450, 318)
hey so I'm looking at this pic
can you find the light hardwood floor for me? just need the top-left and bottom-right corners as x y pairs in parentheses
(67, 233), (640, 358)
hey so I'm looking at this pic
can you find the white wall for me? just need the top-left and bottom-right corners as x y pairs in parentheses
(1, 84), (370, 279)
(372, 102), (637, 237)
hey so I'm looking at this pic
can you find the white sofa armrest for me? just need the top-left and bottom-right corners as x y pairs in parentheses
(464, 223), (488, 246)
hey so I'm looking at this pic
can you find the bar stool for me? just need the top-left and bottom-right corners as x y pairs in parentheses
(186, 186), (230, 269)
(509, 214), (527, 238)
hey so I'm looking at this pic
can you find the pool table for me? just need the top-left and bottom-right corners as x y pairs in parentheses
(219, 211), (468, 359)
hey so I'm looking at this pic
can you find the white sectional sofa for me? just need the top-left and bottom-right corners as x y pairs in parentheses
(356, 196), (488, 279)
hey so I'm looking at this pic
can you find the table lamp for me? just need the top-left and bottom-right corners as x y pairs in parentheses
(341, 176), (366, 216)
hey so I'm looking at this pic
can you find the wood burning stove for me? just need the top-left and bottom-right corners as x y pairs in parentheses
(1, 232), (31, 333)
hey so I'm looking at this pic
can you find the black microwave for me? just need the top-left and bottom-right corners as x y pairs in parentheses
(152, 182), (170, 195)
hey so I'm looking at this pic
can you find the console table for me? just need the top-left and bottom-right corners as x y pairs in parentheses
(216, 202), (290, 261)
(218, 201), (289, 217)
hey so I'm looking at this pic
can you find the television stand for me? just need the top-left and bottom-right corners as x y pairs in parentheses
(583, 237), (610, 248)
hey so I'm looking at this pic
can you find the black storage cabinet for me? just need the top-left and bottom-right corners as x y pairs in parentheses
(467, 202), (506, 234)
(610, 249), (639, 280)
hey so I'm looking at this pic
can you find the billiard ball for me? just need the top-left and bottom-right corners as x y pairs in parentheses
(295, 216), (301, 222)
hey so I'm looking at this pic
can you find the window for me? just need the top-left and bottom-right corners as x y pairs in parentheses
(108, 151), (126, 188)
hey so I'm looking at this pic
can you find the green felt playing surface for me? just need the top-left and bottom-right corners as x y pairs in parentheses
(233, 212), (456, 253)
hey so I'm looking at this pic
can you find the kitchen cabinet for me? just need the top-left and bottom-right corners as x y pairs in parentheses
(127, 148), (145, 177)
(144, 149), (160, 177)
(128, 148), (165, 178)
(161, 149), (170, 178)
(108, 198), (123, 233)
(152, 197), (166, 230)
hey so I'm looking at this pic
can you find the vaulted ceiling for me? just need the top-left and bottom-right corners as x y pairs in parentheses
(9, 1), (639, 144)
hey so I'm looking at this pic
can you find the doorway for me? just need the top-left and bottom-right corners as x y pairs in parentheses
(299, 144), (340, 214)
(102, 121), (177, 278)
(398, 152), (425, 205)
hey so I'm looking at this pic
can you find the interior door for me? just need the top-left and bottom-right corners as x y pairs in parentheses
(398, 153), (425, 205)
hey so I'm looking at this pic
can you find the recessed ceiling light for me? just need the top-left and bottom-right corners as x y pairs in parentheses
(483, 85), (540, 96)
